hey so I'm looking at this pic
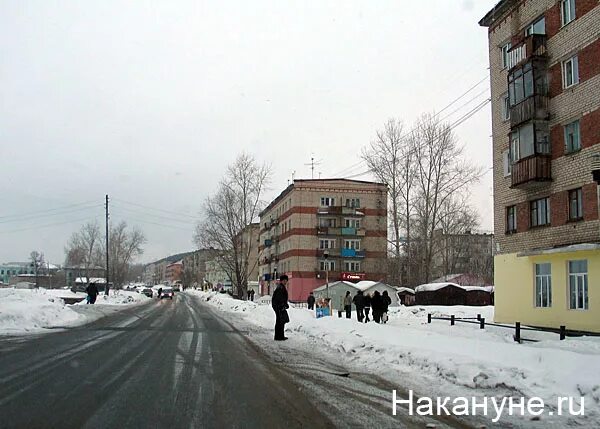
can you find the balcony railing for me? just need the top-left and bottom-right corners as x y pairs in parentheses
(510, 94), (549, 128)
(317, 249), (340, 258)
(340, 248), (366, 258)
(507, 34), (547, 70)
(511, 154), (552, 188)
(317, 226), (341, 235)
(317, 206), (365, 216)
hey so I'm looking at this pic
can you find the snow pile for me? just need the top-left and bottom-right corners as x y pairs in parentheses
(191, 291), (600, 424)
(0, 288), (150, 335)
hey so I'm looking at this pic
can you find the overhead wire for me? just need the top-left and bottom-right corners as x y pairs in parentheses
(0, 215), (102, 234)
(0, 200), (101, 221)
(111, 197), (200, 221)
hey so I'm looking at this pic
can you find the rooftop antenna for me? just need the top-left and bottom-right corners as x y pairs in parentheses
(304, 155), (322, 179)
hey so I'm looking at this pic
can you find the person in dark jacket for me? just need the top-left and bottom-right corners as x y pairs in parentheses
(343, 291), (352, 318)
(158, 287), (163, 298)
(363, 292), (372, 323)
(371, 290), (384, 323)
(307, 292), (316, 310)
(86, 282), (99, 305)
(353, 290), (365, 322)
(271, 275), (290, 341)
(382, 290), (392, 323)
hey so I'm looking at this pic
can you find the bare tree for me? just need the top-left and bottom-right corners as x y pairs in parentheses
(64, 221), (103, 288)
(30, 251), (45, 288)
(194, 153), (270, 299)
(101, 221), (146, 289)
(411, 113), (483, 283)
(361, 119), (416, 286)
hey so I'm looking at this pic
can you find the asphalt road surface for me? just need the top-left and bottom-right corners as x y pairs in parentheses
(0, 293), (478, 429)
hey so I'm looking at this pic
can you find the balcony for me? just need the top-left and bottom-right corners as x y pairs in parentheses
(511, 155), (552, 188)
(317, 206), (364, 216)
(264, 239), (273, 247)
(317, 249), (339, 258)
(507, 34), (547, 70)
(317, 226), (341, 235)
(340, 248), (366, 258)
(510, 94), (549, 128)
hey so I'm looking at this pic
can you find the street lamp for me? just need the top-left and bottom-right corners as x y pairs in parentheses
(324, 251), (329, 299)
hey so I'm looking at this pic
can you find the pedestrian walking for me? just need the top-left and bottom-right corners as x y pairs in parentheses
(371, 290), (383, 323)
(86, 282), (99, 305)
(158, 287), (163, 298)
(271, 275), (290, 341)
(382, 290), (392, 324)
(363, 292), (372, 322)
(343, 291), (352, 319)
(307, 291), (316, 310)
(352, 290), (365, 322)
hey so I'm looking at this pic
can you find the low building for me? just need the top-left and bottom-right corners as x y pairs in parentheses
(415, 283), (494, 306)
(432, 273), (492, 287)
(64, 265), (105, 287)
(0, 262), (34, 284)
(396, 287), (416, 306)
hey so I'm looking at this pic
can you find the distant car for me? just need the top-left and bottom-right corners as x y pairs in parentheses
(161, 287), (174, 299)
(141, 287), (153, 298)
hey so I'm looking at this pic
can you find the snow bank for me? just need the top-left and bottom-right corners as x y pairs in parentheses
(0, 288), (150, 336)
(191, 291), (600, 425)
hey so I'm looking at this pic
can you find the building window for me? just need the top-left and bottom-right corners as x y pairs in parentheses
(344, 239), (361, 250)
(509, 122), (550, 162)
(345, 198), (360, 208)
(561, 0), (576, 26)
(501, 93), (510, 121)
(562, 56), (579, 88)
(320, 197), (335, 207)
(501, 42), (511, 69)
(319, 218), (336, 227)
(344, 261), (361, 272)
(535, 263), (552, 307)
(568, 260), (588, 310)
(525, 16), (546, 35)
(319, 239), (336, 249)
(344, 218), (360, 228)
(506, 205), (517, 233)
(502, 150), (512, 177)
(319, 260), (335, 271)
(530, 197), (550, 227)
(564, 120), (581, 153)
(568, 188), (583, 220)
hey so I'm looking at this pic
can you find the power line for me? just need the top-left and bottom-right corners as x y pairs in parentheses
(110, 211), (195, 232)
(434, 75), (489, 118)
(0, 204), (103, 224)
(110, 203), (197, 225)
(0, 215), (101, 234)
(0, 200), (100, 220)
(111, 197), (201, 220)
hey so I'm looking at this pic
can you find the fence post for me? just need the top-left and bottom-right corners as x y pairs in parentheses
(480, 318), (485, 329)
(514, 322), (521, 343)
(450, 315), (455, 326)
(427, 313), (432, 324)
(560, 325), (566, 340)
(477, 313), (481, 321)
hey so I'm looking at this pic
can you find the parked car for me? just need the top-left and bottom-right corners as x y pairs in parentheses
(161, 287), (174, 299)
(141, 287), (153, 298)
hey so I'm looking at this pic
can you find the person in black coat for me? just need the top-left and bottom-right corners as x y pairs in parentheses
(363, 292), (372, 323)
(352, 290), (365, 322)
(271, 275), (290, 341)
(86, 282), (99, 304)
(371, 290), (383, 323)
(306, 292), (316, 310)
(382, 290), (392, 323)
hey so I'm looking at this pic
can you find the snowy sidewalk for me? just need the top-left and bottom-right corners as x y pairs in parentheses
(190, 290), (600, 427)
(0, 287), (151, 336)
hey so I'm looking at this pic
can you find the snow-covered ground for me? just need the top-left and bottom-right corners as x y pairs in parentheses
(189, 290), (600, 427)
(0, 287), (151, 336)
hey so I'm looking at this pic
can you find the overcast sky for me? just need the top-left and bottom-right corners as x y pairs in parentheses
(0, 0), (498, 265)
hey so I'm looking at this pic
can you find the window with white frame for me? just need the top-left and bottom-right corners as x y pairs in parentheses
(506, 205), (517, 233)
(561, 0), (576, 26)
(501, 42), (511, 69)
(563, 56), (579, 88)
(501, 93), (510, 121)
(535, 263), (552, 307)
(345, 198), (360, 208)
(525, 16), (546, 35)
(344, 261), (361, 272)
(344, 239), (361, 250)
(530, 197), (550, 227)
(344, 218), (360, 228)
(568, 188), (583, 220)
(319, 218), (336, 227)
(564, 120), (581, 153)
(319, 239), (336, 249)
(320, 197), (335, 207)
(502, 150), (512, 177)
(319, 260), (335, 271)
(568, 260), (588, 310)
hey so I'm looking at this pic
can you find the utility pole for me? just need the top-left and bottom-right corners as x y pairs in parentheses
(304, 156), (322, 179)
(105, 194), (110, 296)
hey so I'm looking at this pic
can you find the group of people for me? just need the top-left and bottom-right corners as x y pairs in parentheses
(344, 290), (392, 324)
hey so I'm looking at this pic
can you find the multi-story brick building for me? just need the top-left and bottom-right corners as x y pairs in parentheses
(258, 179), (387, 301)
(480, 0), (600, 331)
